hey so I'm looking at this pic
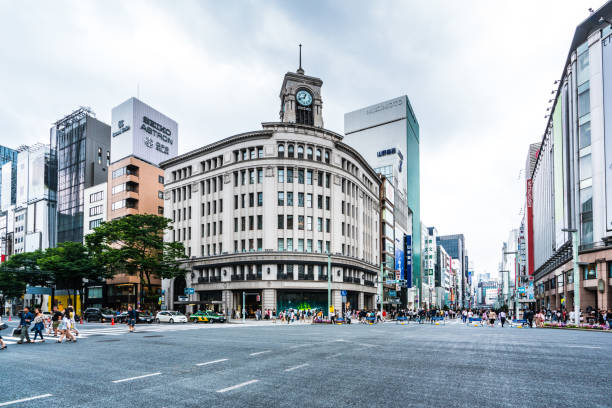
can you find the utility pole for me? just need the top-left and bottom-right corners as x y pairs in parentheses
(379, 263), (383, 317)
(242, 291), (245, 323)
(562, 228), (580, 325)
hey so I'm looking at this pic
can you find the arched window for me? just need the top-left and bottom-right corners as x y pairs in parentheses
(297, 145), (304, 159)
(306, 147), (313, 160)
(288, 144), (295, 158)
(324, 150), (330, 164)
(278, 144), (285, 158)
(316, 149), (322, 161)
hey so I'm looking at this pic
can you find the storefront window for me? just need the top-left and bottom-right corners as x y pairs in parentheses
(583, 264), (597, 280)
(87, 286), (103, 299)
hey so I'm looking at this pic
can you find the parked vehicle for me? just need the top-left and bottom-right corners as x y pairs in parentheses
(155, 311), (187, 324)
(83, 308), (116, 323)
(137, 313), (154, 324)
(189, 310), (226, 323)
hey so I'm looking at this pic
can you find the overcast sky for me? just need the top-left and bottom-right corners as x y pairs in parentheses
(0, 0), (599, 278)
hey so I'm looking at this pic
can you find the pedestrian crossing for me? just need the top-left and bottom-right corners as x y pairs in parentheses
(1, 323), (230, 345)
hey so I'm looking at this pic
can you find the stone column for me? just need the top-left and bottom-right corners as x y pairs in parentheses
(332, 290), (342, 315)
(358, 292), (365, 310)
(222, 290), (233, 318)
(262, 288), (276, 312)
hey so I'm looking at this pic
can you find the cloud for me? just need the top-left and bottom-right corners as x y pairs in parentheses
(0, 0), (596, 278)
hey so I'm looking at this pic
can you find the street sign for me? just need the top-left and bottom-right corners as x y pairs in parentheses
(184, 288), (195, 295)
(340, 290), (347, 296)
(388, 290), (397, 297)
(178, 295), (188, 302)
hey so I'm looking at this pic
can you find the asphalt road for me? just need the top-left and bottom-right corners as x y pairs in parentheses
(1, 319), (610, 408)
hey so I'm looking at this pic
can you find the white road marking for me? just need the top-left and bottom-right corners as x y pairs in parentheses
(566, 345), (601, 349)
(0, 394), (53, 406)
(216, 379), (259, 393)
(284, 363), (309, 372)
(196, 358), (228, 366)
(288, 343), (309, 349)
(112, 372), (162, 383)
(249, 350), (271, 356)
(325, 353), (343, 359)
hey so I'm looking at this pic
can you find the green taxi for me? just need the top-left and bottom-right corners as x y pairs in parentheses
(189, 310), (227, 323)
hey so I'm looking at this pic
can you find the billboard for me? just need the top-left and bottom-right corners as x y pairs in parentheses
(604, 35), (612, 230)
(404, 235), (412, 288)
(111, 98), (178, 166)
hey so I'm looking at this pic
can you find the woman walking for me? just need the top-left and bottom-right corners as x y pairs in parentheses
(32, 308), (45, 342)
(57, 311), (76, 343)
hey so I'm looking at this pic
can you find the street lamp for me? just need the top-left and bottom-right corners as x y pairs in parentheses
(562, 228), (580, 325)
(504, 251), (519, 320)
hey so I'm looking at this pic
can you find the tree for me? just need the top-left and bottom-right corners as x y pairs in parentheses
(0, 251), (50, 309)
(86, 214), (186, 308)
(37, 241), (104, 314)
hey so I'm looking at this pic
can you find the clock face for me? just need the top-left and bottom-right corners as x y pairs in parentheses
(296, 90), (313, 106)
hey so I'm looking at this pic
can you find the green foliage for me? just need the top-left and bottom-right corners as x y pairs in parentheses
(0, 250), (48, 299)
(86, 214), (186, 296)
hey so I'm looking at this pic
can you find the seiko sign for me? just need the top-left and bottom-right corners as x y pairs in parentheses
(112, 120), (130, 137)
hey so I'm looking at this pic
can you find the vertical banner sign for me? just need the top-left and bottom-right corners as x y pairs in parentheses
(404, 235), (412, 288)
(603, 35), (612, 230)
(526, 178), (535, 275)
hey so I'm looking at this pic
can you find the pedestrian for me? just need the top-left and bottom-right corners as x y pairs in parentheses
(127, 306), (137, 333)
(488, 310), (496, 327)
(32, 308), (45, 342)
(51, 306), (62, 337)
(17, 307), (33, 344)
(57, 311), (76, 343)
(68, 307), (79, 338)
(499, 310), (506, 328)
(0, 315), (7, 350)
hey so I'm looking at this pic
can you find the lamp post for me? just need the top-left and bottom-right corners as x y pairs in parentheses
(562, 228), (580, 325)
(504, 251), (519, 319)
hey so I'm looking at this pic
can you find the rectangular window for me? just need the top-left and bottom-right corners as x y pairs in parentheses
(306, 216), (312, 231)
(317, 217), (323, 232)
(579, 121), (591, 149)
(287, 192), (294, 206)
(326, 218), (330, 232)
(298, 239), (304, 252)
(249, 215), (254, 230)
(298, 215), (304, 230)
(298, 169), (305, 184)
(258, 215), (264, 230)
(287, 238), (293, 251)
(298, 192), (304, 207)
(580, 154), (592, 181)
(578, 84), (590, 118)
(306, 239), (312, 252)
(158, 206), (164, 215)
(257, 192), (263, 206)
(325, 173), (330, 188)
(257, 238), (262, 251)
(278, 214), (284, 229)
(158, 191), (164, 199)
(158, 175), (164, 184)
(278, 238), (284, 251)
(306, 193), (312, 208)
(234, 195), (238, 210)
(577, 50), (590, 85)
(278, 191), (284, 206)
(325, 241), (330, 253)
(234, 218), (238, 232)
(317, 195), (323, 209)
(287, 168), (294, 183)
(249, 193), (254, 207)
(90, 191), (103, 203)
(258, 147), (264, 158)
(278, 168), (284, 183)
(89, 218), (102, 230)
(325, 196), (330, 210)
(112, 184), (125, 195)
(287, 214), (294, 229)
(241, 217), (246, 231)
(249, 169), (255, 184)
(317, 240), (323, 253)
(306, 170), (313, 185)
(258, 169), (263, 183)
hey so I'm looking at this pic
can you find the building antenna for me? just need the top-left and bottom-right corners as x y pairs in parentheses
(297, 44), (304, 75)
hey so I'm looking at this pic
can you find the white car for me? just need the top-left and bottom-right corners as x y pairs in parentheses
(155, 311), (187, 324)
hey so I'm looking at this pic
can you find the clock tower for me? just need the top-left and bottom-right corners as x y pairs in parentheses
(279, 46), (323, 128)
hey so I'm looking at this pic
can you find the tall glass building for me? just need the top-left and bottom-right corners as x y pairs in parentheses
(51, 108), (110, 243)
(0, 145), (18, 210)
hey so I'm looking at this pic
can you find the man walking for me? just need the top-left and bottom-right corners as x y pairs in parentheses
(52, 306), (62, 337)
(500, 310), (507, 328)
(17, 307), (33, 344)
(127, 306), (137, 333)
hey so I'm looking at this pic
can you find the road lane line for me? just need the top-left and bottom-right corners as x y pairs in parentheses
(112, 372), (162, 383)
(216, 379), (259, 393)
(284, 363), (309, 372)
(566, 345), (601, 349)
(249, 350), (271, 356)
(0, 394), (53, 406)
(196, 358), (228, 366)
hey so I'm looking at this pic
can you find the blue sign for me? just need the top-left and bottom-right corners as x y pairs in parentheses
(389, 290), (397, 297)
(395, 245), (404, 281)
(404, 235), (412, 288)
(340, 290), (347, 296)
(184, 288), (195, 295)
(26, 286), (53, 295)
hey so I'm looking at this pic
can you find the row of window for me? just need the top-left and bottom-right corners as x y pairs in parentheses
(203, 221), (223, 237)
(89, 191), (104, 203)
(89, 218), (102, 230)
(201, 176), (224, 195)
(277, 144), (330, 163)
(89, 204), (103, 216)
(277, 192), (330, 209)
(277, 167), (332, 187)
(173, 207), (192, 222)
(277, 214), (330, 232)
(173, 165), (192, 182)
(341, 222), (358, 239)
(202, 199), (223, 216)
(233, 146), (264, 163)
(277, 238), (330, 253)
(233, 168), (264, 186)
(234, 192), (263, 209)
(233, 215), (264, 232)
(172, 185), (192, 202)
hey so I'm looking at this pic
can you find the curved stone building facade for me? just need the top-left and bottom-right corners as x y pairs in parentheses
(161, 68), (381, 316)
